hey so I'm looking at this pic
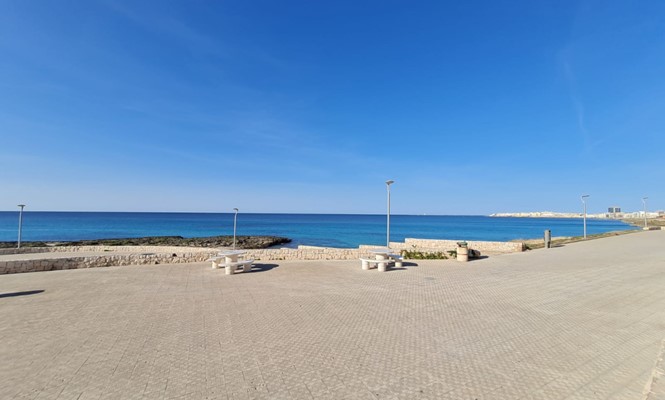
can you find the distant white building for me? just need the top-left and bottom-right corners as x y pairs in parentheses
(607, 206), (622, 219)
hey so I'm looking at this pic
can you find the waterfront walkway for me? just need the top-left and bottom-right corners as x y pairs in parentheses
(1, 230), (664, 399)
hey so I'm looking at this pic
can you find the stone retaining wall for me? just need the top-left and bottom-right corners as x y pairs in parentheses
(0, 248), (49, 255)
(246, 247), (362, 261)
(388, 238), (524, 253)
(0, 238), (524, 275)
(0, 251), (215, 275)
(0, 245), (212, 255)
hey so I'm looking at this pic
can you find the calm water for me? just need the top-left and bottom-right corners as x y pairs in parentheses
(0, 212), (635, 248)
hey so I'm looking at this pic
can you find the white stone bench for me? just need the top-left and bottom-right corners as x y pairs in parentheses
(208, 257), (255, 275)
(359, 258), (390, 271)
(209, 257), (223, 269)
(359, 255), (403, 272)
(209, 255), (246, 268)
(387, 254), (404, 264)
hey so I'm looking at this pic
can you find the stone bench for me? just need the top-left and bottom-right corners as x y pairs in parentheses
(387, 254), (404, 263)
(360, 254), (403, 272)
(208, 257), (255, 275)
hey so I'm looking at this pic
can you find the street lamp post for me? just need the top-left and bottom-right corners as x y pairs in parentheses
(17, 204), (26, 249)
(642, 197), (648, 229)
(581, 195), (590, 239)
(233, 208), (239, 250)
(386, 180), (394, 247)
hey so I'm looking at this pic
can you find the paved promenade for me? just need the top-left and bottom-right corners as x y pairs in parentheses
(1, 230), (664, 399)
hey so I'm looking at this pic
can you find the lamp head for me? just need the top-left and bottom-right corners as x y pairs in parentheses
(18, 204), (25, 208)
(233, 208), (239, 212)
(386, 180), (394, 186)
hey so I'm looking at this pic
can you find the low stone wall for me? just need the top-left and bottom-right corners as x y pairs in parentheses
(0, 251), (215, 275)
(0, 248), (49, 255)
(388, 238), (524, 254)
(245, 246), (362, 261)
(0, 245), (211, 255)
(0, 238), (524, 275)
(249, 238), (523, 261)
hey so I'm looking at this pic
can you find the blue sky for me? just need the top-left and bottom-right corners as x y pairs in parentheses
(1, 1), (663, 214)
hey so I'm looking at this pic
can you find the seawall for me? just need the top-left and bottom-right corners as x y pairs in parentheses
(0, 238), (524, 275)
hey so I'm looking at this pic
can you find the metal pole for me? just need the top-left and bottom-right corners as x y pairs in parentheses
(233, 208), (239, 250)
(386, 180), (394, 247)
(581, 195), (589, 239)
(17, 204), (25, 249)
(583, 201), (587, 239)
(642, 197), (648, 228)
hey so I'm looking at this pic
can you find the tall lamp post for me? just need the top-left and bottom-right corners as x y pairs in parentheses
(233, 208), (239, 250)
(386, 180), (394, 247)
(17, 204), (26, 249)
(642, 197), (648, 229)
(581, 195), (590, 239)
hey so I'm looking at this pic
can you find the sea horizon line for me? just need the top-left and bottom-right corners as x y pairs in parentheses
(0, 210), (494, 217)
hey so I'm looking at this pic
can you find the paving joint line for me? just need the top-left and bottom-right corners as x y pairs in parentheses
(643, 338), (665, 400)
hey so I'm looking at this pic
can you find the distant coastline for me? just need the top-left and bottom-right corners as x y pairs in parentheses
(490, 211), (661, 219)
(491, 211), (665, 230)
(491, 211), (591, 219)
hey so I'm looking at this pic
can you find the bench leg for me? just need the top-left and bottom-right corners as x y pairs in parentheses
(395, 261), (403, 268)
(378, 262), (387, 272)
(211, 261), (219, 269)
(243, 263), (252, 272)
(362, 260), (370, 270)
(225, 265), (234, 275)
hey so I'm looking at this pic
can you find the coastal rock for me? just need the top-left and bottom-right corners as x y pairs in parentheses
(0, 236), (291, 249)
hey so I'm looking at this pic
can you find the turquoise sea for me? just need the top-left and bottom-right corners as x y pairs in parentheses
(0, 212), (636, 248)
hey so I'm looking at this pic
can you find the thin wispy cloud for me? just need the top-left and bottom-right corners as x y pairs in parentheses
(102, 1), (227, 58)
(103, 0), (291, 71)
(560, 55), (604, 154)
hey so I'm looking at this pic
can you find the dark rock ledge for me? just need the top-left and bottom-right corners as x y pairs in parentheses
(0, 236), (291, 249)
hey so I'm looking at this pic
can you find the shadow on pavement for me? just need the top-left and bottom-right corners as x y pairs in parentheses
(0, 290), (45, 298)
(248, 263), (279, 273)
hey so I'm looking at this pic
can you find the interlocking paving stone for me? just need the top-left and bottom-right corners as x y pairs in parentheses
(1, 230), (664, 399)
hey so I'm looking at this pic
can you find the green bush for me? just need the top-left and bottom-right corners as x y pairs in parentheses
(400, 250), (448, 260)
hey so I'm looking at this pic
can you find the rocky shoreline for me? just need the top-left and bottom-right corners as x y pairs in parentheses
(0, 235), (291, 249)
(620, 217), (665, 228)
